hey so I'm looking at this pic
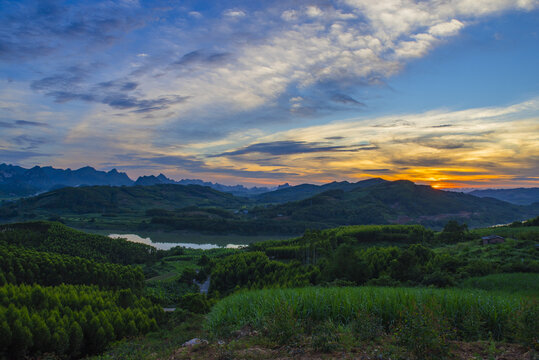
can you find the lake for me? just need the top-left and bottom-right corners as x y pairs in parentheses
(100, 231), (291, 250)
(108, 233), (245, 250)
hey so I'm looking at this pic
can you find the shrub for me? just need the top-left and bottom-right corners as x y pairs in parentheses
(263, 300), (301, 345)
(350, 310), (384, 341)
(394, 303), (452, 360)
(180, 293), (210, 314)
(311, 320), (340, 352)
(512, 300), (539, 350)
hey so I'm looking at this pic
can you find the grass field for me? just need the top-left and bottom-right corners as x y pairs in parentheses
(470, 226), (539, 240)
(206, 286), (537, 344)
(459, 273), (539, 296)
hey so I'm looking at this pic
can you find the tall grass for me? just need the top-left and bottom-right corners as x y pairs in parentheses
(206, 286), (537, 343)
(460, 273), (539, 295)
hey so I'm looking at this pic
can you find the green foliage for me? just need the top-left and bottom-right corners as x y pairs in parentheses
(206, 286), (535, 345)
(437, 220), (471, 243)
(0, 221), (157, 264)
(209, 252), (317, 295)
(395, 303), (452, 360)
(459, 273), (539, 295)
(0, 244), (144, 291)
(311, 320), (340, 352)
(179, 293), (210, 314)
(350, 311), (384, 341)
(0, 283), (163, 358)
(512, 300), (539, 350)
(144, 279), (198, 306)
(262, 300), (302, 345)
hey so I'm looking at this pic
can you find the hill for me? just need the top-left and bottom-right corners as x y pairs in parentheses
(1, 180), (537, 234)
(469, 187), (539, 205)
(254, 177), (387, 203)
(0, 183), (247, 216)
(252, 180), (539, 229)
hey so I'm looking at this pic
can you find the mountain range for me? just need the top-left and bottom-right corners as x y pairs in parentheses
(0, 163), (281, 198)
(468, 188), (539, 205)
(1, 177), (536, 233)
(1, 163), (537, 207)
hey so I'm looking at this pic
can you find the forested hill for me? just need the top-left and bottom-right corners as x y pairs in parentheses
(0, 221), (157, 264)
(469, 187), (539, 205)
(1, 180), (537, 233)
(254, 177), (387, 203)
(253, 180), (539, 229)
(0, 183), (247, 215)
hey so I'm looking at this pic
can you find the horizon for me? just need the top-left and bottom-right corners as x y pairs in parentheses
(1, 1), (538, 189)
(3, 161), (538, 191)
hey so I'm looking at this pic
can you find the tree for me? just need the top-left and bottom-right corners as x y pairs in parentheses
(439, 220), (469, 243)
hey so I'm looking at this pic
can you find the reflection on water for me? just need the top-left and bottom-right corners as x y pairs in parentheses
(108, 233), (245, 250)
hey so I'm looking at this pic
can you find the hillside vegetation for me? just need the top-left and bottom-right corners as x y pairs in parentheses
(0, 217), (537, 359)
(0, 221), (157, 264)
(2, 180), (537, 233)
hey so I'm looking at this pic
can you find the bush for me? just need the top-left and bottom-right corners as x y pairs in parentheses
(512, 300), (539, 350)
(395, 303), (452, 360)
(263, 300), (302, 345)
(180, 293), (210, 314)
(311, 320), (340, 352)
(350, 311), (384, 341)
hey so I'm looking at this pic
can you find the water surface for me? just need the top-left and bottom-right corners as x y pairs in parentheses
(108, 233), (245, 250)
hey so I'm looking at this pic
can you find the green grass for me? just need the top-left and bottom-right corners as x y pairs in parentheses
(434, 238), (538, 272)
(470, 226), (539, 240)
(206, 286), (537, 342)
(90, 313), (206, 360)
(460, 273), (539, 296)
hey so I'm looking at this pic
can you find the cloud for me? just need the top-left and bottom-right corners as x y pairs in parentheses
(223, 9), (246, 18)
(331, 94), (365, 106)
(31, 68), (188, 112)
(188, 11), (202, 19)
(13, 135), (48, 150)
(210, 140), (358, 157)
(363, 168), (392, 173)
(0, 119), (49, 128)
(0, 0), (145, 61)
(103, 94), (188, 111)
(0, 149), (54, 161)
(15, 120), (49, 127)
(173, 50), (231, 67)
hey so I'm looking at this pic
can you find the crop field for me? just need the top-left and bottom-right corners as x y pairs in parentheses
(206, 286), (538, 344)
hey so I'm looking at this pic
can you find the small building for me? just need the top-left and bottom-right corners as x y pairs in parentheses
(482, 235), (505, 245)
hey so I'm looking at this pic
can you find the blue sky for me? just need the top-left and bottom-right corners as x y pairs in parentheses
(1, 0), (538, 188)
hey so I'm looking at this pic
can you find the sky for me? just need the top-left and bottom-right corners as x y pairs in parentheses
(0, 0), (538, 188)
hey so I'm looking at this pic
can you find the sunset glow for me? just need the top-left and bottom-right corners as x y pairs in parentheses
(1, 1), (538, 188)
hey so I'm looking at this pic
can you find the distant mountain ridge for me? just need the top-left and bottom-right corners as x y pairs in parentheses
(469, 188), (539, 205)
(0, 164), (281, 198)
(133, 173), (276, 197)
(0, 163), (132, 197)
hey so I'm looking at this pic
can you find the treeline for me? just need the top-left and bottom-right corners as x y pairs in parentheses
(0, 284), (163, 359)
(150, 215), (318, 235)
(250, 225), (435, 261)
(0, 244), (144, 291)
(208, 223), (539, 294)
(0, 221), (157, 264)
(209, 252), (319, 296)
